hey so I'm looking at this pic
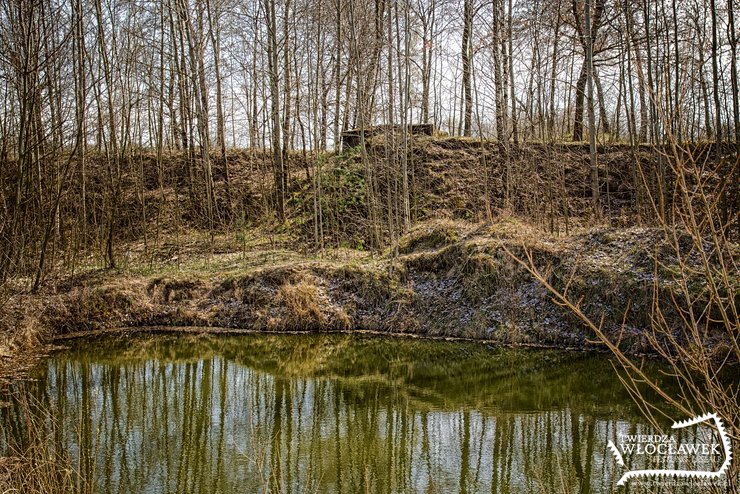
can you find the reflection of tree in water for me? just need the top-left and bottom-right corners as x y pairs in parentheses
(1, 334), (670, 493)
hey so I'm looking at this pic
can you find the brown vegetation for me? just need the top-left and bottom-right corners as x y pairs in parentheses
(3, 214), (734, 385)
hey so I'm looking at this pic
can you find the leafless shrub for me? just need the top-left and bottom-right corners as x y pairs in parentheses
(503, 140), (739, 492)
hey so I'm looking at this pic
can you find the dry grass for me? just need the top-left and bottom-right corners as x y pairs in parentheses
(273, 281), (327, 329)
(0, 292), (49, 380)
(270, 275), (352, 331)
(398, 219), (469, 254)
(0, 392), (91, 494)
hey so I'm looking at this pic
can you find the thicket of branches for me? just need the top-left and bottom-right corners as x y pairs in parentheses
(507, 134), (739, 494)
(0, 0), (737, 289)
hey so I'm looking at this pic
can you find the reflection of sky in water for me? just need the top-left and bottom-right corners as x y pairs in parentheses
(2, 334), (686, 493)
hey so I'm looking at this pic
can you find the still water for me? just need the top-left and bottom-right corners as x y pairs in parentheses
(1, 332), (671, 493)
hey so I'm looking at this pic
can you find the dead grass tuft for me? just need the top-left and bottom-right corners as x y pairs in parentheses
(398, 220), (468, 254)
(274, 281), (326, 329)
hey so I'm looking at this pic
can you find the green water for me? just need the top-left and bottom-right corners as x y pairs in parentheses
(1, 333), (672, 493)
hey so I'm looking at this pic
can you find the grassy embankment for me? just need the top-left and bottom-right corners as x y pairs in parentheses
(0, 136), (736, 379)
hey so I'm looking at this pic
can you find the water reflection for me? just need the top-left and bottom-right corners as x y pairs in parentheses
(1, 333), (667, 493)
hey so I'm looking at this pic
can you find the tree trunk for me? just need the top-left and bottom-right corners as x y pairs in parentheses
(265, 0), (285, 222)
(461, 0), (473, 136)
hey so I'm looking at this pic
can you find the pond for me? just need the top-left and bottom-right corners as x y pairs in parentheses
(1, 332), (676, 493)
